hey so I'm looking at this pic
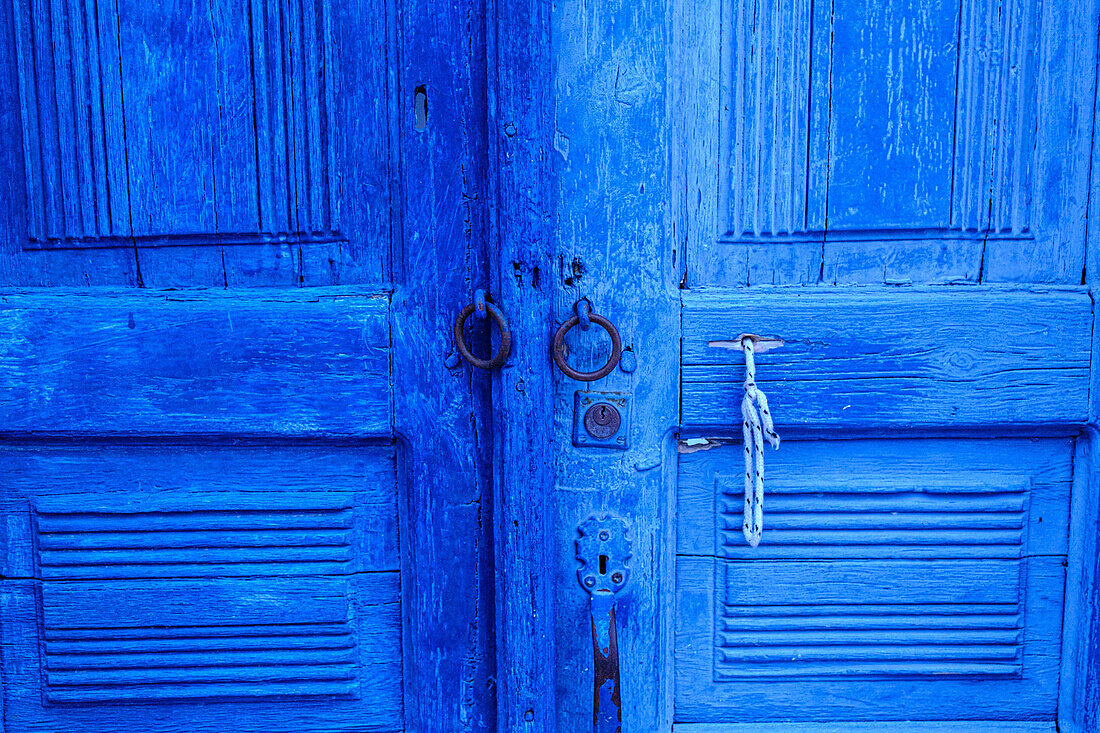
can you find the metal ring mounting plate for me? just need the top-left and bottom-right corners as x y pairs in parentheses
(454, 301), (512, 369)
(552, 313), (622, 381)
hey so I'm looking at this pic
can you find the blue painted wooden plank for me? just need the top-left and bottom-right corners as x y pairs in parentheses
(327, 0), (397, 285)
(826, 0), (958, 231)
(0, 288), (391, 436)
(543, 0), (681, 731)
(1061, 430), (1100, 733)
(681, 288), (1091, 431)
(1059, 9), (1100, 726)
(980, 0), (1096, 284)
(117, 0), (216, 239)
(490, 0), (559, 728)
(674, 723), (1058, 732)
(390, 0), (496, 725)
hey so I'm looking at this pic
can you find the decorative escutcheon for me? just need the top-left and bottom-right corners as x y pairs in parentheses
(576, 515), (632, 733)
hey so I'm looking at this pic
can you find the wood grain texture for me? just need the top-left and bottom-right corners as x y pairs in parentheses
(0, 288), (390, 436)
(674, 0), (1098, 286)
(390, 0), (496, 724)
(490, 0), (557, 727)
(1059, 95), (1100, 727)
(0, 0), (395, 287)
(1060, 34), (1100, 730)
(1056, 433), (1100, 733)
(681, 287), (1091, 432)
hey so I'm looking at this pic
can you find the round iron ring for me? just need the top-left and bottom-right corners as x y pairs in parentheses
(552, 312), (622, 381)
(454, 301), (512, 370)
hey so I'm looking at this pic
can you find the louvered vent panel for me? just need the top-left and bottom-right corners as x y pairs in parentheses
(35, 495), (354, 579)
(717, 476), (1029, 560)
(716, 475), (1028, 679)
(40, 578), (359, 703)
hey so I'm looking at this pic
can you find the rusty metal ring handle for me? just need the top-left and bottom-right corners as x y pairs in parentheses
(552, 312), (622, 382)
(454, 301), (512, 370)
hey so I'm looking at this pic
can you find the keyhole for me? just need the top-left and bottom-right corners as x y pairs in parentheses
(414, 85), (427, 130)
(599, 554), (608, 575)
(598, 405), (607, 420)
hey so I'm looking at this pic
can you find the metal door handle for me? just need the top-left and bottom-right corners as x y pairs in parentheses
(453, 289), (512, 369)
(576, 515), (632, 732)
(553, 299), (622, 381)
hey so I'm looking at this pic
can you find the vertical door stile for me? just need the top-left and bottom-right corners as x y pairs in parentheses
(1059, 56), (1100, 729)
(538, 0), (679, 728)
(393, 0), (495, 727)
(490, 0), (558, 728)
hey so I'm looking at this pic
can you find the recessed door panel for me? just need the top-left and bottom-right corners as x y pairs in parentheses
(0, 444), (403, 732)
(676, 0), (1093, 285)
(676, 438), (1070, 721)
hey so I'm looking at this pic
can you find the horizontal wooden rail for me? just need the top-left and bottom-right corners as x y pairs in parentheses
(0, 288), (391, 436)
(682, 287), (1092, 432)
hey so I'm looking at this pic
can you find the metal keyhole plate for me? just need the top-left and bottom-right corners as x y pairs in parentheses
(573, 391), (630, 450)
(584, 403), (621, 439)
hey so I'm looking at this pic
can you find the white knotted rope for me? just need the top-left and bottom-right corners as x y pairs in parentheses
(741, 337), (780, 547)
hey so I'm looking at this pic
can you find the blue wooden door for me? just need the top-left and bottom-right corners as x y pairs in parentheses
(0, 0), (495, 731)
(4, 0), (1100, 731)
(488, 0), (1100, 730)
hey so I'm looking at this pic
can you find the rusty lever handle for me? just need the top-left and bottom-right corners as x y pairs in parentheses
(576, 516), (632, 732)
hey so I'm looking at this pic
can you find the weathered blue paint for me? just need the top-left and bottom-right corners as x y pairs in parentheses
(1, 0), (1100, 730)
(547, 0), (1099, 728)
(489, 0), (558, 728)
(0, 0), (495, 731)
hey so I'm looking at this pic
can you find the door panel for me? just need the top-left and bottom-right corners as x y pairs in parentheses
(677, 438), (1069, 721)
(1, 444), (403, 730)
(2, 0), (394, 287)
(675, 0), (1095, 286)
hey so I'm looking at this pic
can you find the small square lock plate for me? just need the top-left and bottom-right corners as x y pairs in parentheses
(573, 390), (630, 450)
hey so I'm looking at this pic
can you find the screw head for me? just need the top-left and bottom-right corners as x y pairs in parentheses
(611, 572), (624, 584)
(584, 576), (596, 587)
(598, 530), (610, 541)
